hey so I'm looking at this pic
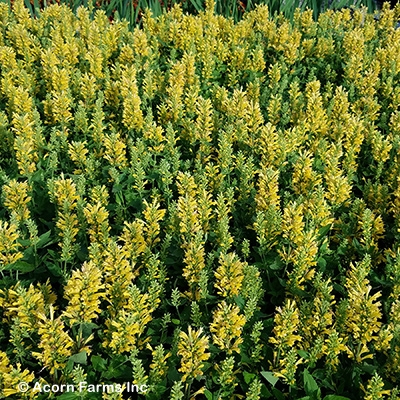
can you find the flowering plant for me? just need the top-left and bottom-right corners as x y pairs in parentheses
(0, 1), (400, 399)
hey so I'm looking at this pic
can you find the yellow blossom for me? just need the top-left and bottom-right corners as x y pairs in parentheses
(177, 326), (210, 382)
(210, 301), (246, 354)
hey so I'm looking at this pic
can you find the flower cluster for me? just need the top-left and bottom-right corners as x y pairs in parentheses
(0, 0), (399, 398)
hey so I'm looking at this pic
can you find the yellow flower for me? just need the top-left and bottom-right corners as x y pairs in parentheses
(0, 221), (23, 266)
(325, 330), (349, 371)
(142, 198), (166, 247)
(362, 372), (391, 400)
(148, 344), (171, 382)
(182, 234), (206, 300)
(63, 261), (105, 325)
(177, 326), (210, 382)
(32, 306), (74, 376)
(214, 252), (245, 298)
(83, 202), (110, 245)
(0, 351), (35, 398)
(210, 301), (246, 354)
(52, 176), (79, 211)
(4, 282), (49, 332)
(291, 150), (322, 196)
(281, 202), (305, 246)
(119, 220), (147, 260)
(269, 299), (302, 358)
(68, 140), (89, 172)
(343, 256), (383, 362)
(102, 241), (136, 316)
(103, 132), (128, 168)
(2, 179), (31, 222)
(104, 285), (154, 354)
(255, 167), (280, 211)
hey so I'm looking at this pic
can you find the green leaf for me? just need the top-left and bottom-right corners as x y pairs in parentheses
(304, 369), (319, 396)
(234, 295), (245, 309)
(189, 0), (203, 12)
(45, 261), (63, 277)
(360, 363), (377, 374)
(4, 261), (35, 273)
(272, 387), (285, 400)
(333, 283), (346, 296)
(69, 351), (87, 365)
(298, 350), (309, 359)
(18, 239), (31, 246)
(204, 389), (213, 400)
(57, 393), (79, 400)
(261, 371), (279, 387)
(260, 384), (273, 398)
(323, 396), (351, 400)
(318, 224), (331, 239)
(269, 261), (283, 270)
(172, 319), (180, 325)
(92, 355), (107, 371)
(317, 257), (326, 270)
(36, 230), (53, 249)
(81, 322), (99, 338)
(243, 371), (255, 384)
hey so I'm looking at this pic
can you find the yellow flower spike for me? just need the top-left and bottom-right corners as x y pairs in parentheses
(149, 344), (171, 383)
(142, 198), (166, 247)
(362, 372), (392, 400)
(32, 305), (74, 377)
(56, 213), (79, 239)
(0, 221), (23, 267)
(343, 256), (383, 361)
(281, 202), (305, 246)
(255, 167), (280, 211)
(90, 185), (109, 207)
(197, 186), (214, 233)
(119, 219), (147, 260)
(214, 252), (245, 298)
(274, 348), (303, 387)
(305, 80), (329, 140)
(102, 241), (136, 316)
(177, 194), (202, 243)
(52, 176), (79, 211)
(269, 299), (302, 360)
(291, 150), (322, 196)
(105, 310), (142, 354)
(63, 261), (105, 325)
(177, 326), (210, 382)
(286, 229), (319, 289)
(104, 286), (154, 354)
(120, 67), (143, 131)
(324, 330), (349, 372)
(210, 301), (246, 354)
(214, 356), (239, 395)
(5, 283), (48, 332)
(2, 179), (31, 223)
(194, 97), (214, 160)
(68, 140), (89, 171)
(375, 326), (393, 353)
(83, 202), (110, 246)
(182, 233), (206, 300)
(0, 351), (35, 398)
(176, 172), (198, 197)
(103, 131), (128, 168)
(257, 123), (280, 167)
(324, 147), (352, 207)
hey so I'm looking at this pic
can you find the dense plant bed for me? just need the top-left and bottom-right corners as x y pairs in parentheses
(0, 0), (400, 398)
